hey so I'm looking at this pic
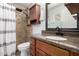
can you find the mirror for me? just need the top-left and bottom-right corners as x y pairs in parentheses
(46, 3), (79, 32)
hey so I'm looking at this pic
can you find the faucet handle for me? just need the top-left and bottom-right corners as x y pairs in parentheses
(56, 26), (60, 31)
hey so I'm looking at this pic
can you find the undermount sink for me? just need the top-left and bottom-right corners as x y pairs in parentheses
(45, 36), (67, 40)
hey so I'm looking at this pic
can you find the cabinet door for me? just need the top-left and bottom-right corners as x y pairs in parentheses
(30, 4), (36, 21)
(70, 52), (79, 56)
(36, 40), (69, 56)
(30, 39), (36, 46)
(30, 4), (40, 24)
(30, 39), (36, 56)
(30, 45), (35, 56)
(36, 48), (48, 56)
(36, 5), (40, 23)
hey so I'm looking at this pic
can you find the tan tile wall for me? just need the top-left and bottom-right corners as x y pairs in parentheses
(16, 11), (32, 47)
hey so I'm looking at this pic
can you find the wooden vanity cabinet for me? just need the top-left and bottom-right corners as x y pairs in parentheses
(30, 38), (79, 56)
(70, 52), (79, 56)
(36, 48), (48, 56)
(30, 39), (36, 56)
(36, 40), (69, 56)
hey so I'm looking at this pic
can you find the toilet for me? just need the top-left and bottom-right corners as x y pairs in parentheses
(18, 42), (30, 56)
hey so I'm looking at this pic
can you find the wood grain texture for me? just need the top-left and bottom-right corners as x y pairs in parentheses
(30, 39), (36, 56)
(36, 40), (69, 56)
(70, 52), (79, 56)
(30, 4), (40, 24)
(30, 39), (36, 46)
(36, 48), (48, 56)
(30, 45), (35, 56)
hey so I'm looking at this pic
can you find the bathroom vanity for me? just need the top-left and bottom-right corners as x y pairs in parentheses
(30, 3), (79, 56)
(30, 34), (79, 56)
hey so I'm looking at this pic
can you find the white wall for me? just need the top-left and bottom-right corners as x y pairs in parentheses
(32, 20), (45, 34)
(32, 3), (46, 34)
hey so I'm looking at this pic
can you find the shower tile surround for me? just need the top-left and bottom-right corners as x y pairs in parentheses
(16, 9), (32, 49)
(0, 4), (16, 56)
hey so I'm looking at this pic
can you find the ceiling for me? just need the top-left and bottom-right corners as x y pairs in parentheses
(10, 3), (35, 9)
(9, 3), (46, 10)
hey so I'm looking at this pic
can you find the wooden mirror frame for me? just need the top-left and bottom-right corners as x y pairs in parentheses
(46, 3), (79, 32)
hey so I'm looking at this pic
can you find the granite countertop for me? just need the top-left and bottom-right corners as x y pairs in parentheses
(31, 34), (79, 53)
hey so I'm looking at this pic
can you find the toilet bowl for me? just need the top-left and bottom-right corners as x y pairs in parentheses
(18, 42), (30, 56)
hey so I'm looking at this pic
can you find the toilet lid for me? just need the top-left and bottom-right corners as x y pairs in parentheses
(18, 42), (30, 48)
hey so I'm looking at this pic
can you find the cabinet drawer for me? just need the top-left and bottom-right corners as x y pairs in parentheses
(36, 48), (48, 56)
(31, 39), (35, 46)
(30, 45), (35, 56)
(36, 40), (69, 56)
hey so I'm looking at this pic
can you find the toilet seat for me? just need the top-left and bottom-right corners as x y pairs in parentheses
(18, 42), (30, 55)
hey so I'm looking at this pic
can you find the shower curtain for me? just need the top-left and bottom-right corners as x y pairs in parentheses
(0, 3), (16, 56)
